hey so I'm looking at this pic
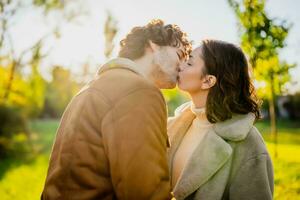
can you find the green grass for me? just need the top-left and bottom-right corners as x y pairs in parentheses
(0, 155), (49, 200)
(0, 119), (299, 199)
(255, 119), (300, 199)
(0, 119), (59, 200)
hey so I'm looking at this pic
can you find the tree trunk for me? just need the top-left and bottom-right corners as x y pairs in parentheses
(269, 74), (278, 158)
(3, 60), (17, 101)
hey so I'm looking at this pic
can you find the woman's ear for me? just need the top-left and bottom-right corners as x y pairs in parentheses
(148, 40), (160, 52)
(201, 75), (217, 89)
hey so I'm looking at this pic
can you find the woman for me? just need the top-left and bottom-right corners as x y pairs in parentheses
(168, 39), (273, 200)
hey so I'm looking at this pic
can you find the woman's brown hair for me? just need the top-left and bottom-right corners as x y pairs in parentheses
(201, 39), (261, 123)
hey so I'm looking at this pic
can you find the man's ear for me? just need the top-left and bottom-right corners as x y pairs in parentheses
(201, 75), (217, 89)
(149, 40), (160, 52)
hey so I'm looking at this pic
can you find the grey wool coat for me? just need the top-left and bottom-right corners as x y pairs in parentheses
(168, 102), (274, 200)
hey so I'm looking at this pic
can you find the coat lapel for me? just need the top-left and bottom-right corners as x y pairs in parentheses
(168, 102), (256, 200)
(168, 108), (233, 200)
(172, 128), (232, 199)
(168, 109), (195, 170)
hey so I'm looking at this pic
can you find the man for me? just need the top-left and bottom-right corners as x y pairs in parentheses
(41, 19), (191, 200)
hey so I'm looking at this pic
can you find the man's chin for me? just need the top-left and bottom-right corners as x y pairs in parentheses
(159, 80), (177, 89)
(163, 84), (176, 89)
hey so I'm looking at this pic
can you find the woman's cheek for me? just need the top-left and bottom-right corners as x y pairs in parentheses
(183, 70), (192, 79)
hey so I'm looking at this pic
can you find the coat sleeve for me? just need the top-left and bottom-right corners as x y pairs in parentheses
(101, 88), (172, 200)
(229, 153), (274, 200)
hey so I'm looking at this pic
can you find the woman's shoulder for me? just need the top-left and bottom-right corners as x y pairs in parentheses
(236, 125), (270, 159)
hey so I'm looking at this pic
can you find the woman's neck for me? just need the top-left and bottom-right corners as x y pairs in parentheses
(189, 91), (212, 125)
(190, 90), (208, 109)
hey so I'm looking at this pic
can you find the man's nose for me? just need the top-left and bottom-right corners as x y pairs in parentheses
(179, 63), (185, 72)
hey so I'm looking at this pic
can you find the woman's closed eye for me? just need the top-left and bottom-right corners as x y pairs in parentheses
(187, 55), (193, 66)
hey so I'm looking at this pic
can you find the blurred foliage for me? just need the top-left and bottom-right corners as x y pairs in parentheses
(291, 92), (300, 112)
(41, 66), (80, 118)
(0, 59), (44, 158)
(228, 0), (296, 140)
(104, 11), (118, 59)
(0, 61), (45, 118)
(33, 0), (65, 11)
(283, 92), (300, 120)
(0, 0), (81, 158)
(162, 88), (189, 116)
(228, 0), (295, 97)
(0, 104), (30, 159)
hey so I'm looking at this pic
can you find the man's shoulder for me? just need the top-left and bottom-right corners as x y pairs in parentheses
(89, 68), (163, 104)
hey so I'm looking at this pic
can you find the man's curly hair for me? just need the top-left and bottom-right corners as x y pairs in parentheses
(119, 19), (192, 60)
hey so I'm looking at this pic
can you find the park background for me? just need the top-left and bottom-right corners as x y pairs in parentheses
(0, 0), (300, 199)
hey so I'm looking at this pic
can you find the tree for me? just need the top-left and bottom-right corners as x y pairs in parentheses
(228, 0), (296, 156)
(0, 0), (84, 104)
(104, 11), (118, 59)
(42, 66), (80, 118)
(0, 0), (84, 157)
(1, 1), (52, 103)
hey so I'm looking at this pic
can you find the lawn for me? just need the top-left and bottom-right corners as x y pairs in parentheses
(0, 119), (58, 200)
(0, 119), (299, 199)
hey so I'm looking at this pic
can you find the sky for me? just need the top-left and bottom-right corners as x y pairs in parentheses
(11, 0), (300, 93)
